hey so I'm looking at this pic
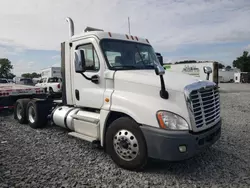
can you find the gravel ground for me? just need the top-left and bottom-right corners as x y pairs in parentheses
(1, 83), (250, 188)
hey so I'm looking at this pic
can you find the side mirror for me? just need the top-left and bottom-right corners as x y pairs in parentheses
(156, 53), (163, 66)
(203, 66), (212, 74)
(75, 49), (86, 73)
(155, 64), (165, 76)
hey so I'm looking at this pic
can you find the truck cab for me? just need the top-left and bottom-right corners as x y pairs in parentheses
(14, 17), (221, 171)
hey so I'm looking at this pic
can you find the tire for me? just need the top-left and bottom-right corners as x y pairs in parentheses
(26, 100), (48, 129)
(49, 87), (54, 94)
(14, 99), (30, 124)
(105, 117), (148, 171)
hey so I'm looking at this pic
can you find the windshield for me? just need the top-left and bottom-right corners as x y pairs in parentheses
(100, 39), (160, 70)
(48, 77), (62, 83)
(0, 79), (8, 83)
(20, 79), (33, 83)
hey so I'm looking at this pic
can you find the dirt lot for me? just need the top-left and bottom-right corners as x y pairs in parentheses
(1, 83), (250, 188)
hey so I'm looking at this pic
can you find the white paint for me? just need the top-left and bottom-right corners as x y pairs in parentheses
(163, 62), (216, 82)
(234, 72), (241, 83)
(218, 70), (235, 83)
(111, 70), (193, 129)
(50, 25), (220, 146)
(35, 77), (62, 93)
(70, 36), (106, 109)
(68, 132), (97, 142)
(40, 67), (62, 78)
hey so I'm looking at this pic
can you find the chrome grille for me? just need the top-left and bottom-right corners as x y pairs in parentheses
(189, 86), (220, 129)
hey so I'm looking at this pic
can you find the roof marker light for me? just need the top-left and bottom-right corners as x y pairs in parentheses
(131, 36), (134, 40)
(135, 36), (138, 41)
(108, 32), (112, 37)
(146, 39), (149, 43)
(125, 34), (129, 39)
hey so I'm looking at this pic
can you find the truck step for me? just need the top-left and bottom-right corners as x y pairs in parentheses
(68, 132), (97, 142)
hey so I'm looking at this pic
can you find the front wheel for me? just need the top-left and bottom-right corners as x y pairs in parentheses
(105, 117), (148, 171)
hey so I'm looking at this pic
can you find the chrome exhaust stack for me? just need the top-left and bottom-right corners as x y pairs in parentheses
(66, 17), (74, 38)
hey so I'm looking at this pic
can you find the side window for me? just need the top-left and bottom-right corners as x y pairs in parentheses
(105, 51), (121, 66)
(78, 44), (100, 71)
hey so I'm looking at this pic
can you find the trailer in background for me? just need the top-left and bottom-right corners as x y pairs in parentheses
(13, 77), (22, 83)
(162, 62), (219, 85)
(0, 84), (45, 110)
(218, 69), (235, 83)
(234, 72), (250, 83)
(40, 67), (61, 79)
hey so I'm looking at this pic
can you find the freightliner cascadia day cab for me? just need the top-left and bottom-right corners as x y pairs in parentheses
(13, 17), (221, 171)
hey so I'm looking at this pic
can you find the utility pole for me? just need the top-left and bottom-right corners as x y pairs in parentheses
(128, 17), (131, 34)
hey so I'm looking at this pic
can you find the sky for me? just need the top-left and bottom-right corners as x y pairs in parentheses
(0, 0), (250, 76)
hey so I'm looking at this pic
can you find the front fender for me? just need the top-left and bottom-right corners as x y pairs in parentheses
(110, 89), (190, 128)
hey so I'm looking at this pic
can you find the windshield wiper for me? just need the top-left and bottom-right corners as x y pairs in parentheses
(144, 64), (154, 69)
(135, 45), (147, 67)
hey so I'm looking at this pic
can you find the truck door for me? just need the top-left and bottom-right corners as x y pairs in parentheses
(71, 38), (105, 109)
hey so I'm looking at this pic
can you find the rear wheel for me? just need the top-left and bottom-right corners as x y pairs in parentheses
(26, 100), (48, 128)
(49, 87), (54, 94)
(105, 117), (148, 171)
(14, 99), (30, 124)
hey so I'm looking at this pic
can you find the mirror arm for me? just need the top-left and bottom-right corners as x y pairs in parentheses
(159, 75), (169, 99)
(80, 73), (99, 84)
(80, 73), (92, 81)
(206, 73), (210, 80)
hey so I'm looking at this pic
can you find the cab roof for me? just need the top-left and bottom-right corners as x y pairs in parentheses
(71, 31), (151, 45)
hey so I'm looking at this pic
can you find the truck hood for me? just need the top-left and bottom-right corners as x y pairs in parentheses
(114, 70), (201, 92)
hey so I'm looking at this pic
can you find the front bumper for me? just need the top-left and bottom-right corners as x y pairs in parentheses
(140, 120), (221, 161)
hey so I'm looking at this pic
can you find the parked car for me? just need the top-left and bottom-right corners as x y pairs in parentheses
(0, 78), (9, 84)
(19, 78), (35, 86)
(35, 77), (62, 94)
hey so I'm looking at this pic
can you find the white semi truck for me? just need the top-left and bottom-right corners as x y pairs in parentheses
(12, 17), (221, 171)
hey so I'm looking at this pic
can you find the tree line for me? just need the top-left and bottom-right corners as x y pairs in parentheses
(0, 58), (41, 79)
(1, 50), (250, 78)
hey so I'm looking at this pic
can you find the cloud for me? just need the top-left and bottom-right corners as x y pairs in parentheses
(0, 45), (25, 57)
(51, 63), (61, 67)
(245, 44), (250, 51)
(0, 46), (15, 57)
(12, 60), (42, 76)
(52, 55), (60, 60)
(0, 0), (249, 53)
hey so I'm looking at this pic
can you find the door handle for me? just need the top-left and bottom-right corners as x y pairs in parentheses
(75, 89), (80, 100)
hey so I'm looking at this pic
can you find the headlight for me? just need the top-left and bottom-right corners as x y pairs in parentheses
(156, 111), (189, 130)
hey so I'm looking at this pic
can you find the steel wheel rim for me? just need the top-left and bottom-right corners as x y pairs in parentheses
(113, 129), (139, 161)
(28, 106), (35, 124)
(16, 103), (22, 120)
